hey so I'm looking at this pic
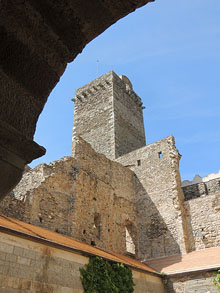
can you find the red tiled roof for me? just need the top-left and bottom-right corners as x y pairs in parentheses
(145, 247), (220, 275)
(0, 216), (157, 275)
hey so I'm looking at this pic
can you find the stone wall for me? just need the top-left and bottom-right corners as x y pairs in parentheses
(116, 136), (189, 259)
(0, 230), (164, 293)
(71, 137), (138, 255)
(184, 193), (220, 251)
(0, 160), (77, 236)
(133, 270), (165, 293)
(0, 194), (31, 223)
(183, 177), (220, 200)
(0, 138), (137, 256)
(0, 231), (87, 292)
(165, 271), (219, 293)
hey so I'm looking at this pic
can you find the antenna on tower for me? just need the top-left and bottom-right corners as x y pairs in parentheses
(96, 60), (99, 77)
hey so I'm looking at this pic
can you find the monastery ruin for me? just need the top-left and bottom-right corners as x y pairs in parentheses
(0, 71), (220, 292)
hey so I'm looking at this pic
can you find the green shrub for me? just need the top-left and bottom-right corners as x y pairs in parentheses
(213, 270), (220, 291)
(80, 256), (135, 293)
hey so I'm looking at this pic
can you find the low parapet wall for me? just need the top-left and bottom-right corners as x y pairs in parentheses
(182, 177), (220, 201)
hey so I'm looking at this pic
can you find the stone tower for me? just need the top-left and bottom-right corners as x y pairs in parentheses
(72, 71), (146, 159)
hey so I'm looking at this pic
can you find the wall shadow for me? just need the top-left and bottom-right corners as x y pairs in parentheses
(134, 175), (183, 270)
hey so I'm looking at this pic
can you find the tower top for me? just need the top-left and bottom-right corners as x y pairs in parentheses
(74, 71), (142, 105)
(72, 71), (146, 159)
(119, 75), (133, 90)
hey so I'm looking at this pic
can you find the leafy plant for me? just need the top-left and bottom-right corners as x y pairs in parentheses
(212, 270), (220, 291)
(80, 256), (135, 293)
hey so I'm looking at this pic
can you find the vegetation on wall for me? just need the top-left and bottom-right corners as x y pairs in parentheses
(80, 256), (135, 292)
(213, 270), (220, 291)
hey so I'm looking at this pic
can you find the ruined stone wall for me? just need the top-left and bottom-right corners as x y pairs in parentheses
(0, 195), (31, 223)
(71, 137), (137, 255)
(0, 138), (137, 256)
(112, 72), (146, 158)
(116, 136), (189, 259)
(165, 271), (218, 293)
(184, 193), (220, 251)
(0, 158), (78, 235)
(72, 71), (115, 159)
(182, 177), (220, 200)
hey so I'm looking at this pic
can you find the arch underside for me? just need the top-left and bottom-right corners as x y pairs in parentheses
(0, 0), (154, 199)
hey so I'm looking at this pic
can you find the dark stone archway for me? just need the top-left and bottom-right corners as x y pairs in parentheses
(0, 0), (154, 199)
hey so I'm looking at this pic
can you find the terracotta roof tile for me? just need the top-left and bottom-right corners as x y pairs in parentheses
(145, 247), (220, 275)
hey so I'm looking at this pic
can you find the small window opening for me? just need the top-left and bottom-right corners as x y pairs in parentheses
(90, 241), (96, 246)
(83, 229), (86, 234)
(158, 152), (163, 159)
(94, 213), (101, 228)
(55, 228), (59, 233)
(125, 221), (135, 255)
(94, 213), (101, 240)
(137, 160), (141, 166)
(39, 217), (42, 223)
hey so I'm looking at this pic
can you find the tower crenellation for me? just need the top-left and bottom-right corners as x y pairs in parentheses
(72, 70), (146, 159)
(72, 71), (115, 159)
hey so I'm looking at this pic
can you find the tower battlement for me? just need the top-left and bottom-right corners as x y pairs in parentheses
(74, 71), (143, 106)
(72, 71), (146, 159)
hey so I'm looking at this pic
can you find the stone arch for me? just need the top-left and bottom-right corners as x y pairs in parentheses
(0, 0), (154, 199)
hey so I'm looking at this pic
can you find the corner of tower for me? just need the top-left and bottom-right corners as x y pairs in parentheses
(111, 73), (146, 158)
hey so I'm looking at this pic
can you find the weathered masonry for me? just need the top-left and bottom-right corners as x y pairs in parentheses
(72, 71), (146, 160)
(0, 72), (220, 293)
(2, 71), (220, 261)
(73, 72), (188, 259)
(0, 138), (138, 257)
(116, 136), (189, 259)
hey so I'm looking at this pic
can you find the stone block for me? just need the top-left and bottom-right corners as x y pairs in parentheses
(0, 242), (13, 254)
(0, 251), (6, 261)
(0, 274), (8, 287)
(5, 253), (17, 263)
(13, 246), (24, 257)
(23, 248), (36, 260)
(17, 256), (31, 266)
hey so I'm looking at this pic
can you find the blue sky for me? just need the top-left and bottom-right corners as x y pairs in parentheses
(30, 0), (220, 181)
